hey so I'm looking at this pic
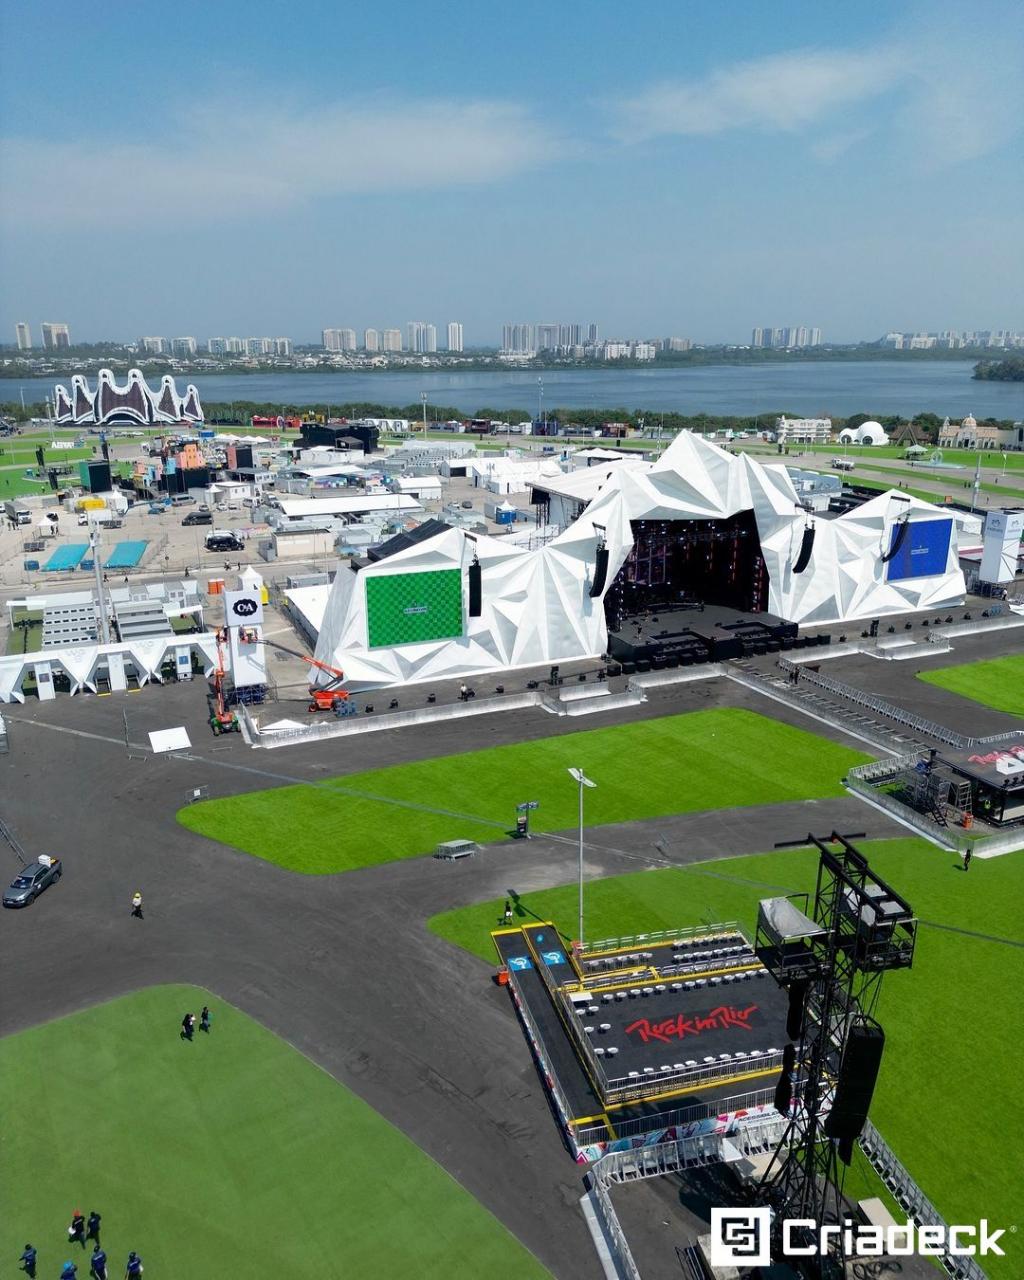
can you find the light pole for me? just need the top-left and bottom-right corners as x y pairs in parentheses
(421, 391), (428, 435)
(567, 767), (596, 944)
(537, 377), (544, 430)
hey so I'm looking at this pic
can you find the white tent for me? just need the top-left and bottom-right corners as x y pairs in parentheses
(313, 431), (965, 690)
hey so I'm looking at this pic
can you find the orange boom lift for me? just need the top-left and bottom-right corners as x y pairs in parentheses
(260, 638), (350, 713)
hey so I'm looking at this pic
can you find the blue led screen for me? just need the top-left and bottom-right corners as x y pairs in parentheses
(885, 518), (952, 581)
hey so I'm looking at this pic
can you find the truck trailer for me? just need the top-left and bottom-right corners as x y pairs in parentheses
(4, 500), (31, 526)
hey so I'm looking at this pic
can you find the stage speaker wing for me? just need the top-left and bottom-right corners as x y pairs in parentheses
(824, 1020), (885, 1159)
(589, 545), (610, 598)
(881, 519), (910, 564)
(792, 526), (815, 574)
(468, 558), (482, 617)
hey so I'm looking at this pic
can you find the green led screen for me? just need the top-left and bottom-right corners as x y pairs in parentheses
(365, 569), (464, 648)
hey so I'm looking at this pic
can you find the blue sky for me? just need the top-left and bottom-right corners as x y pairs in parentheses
(1, 0), (1021, 345)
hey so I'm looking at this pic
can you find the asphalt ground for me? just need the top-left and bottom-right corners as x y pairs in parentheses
(1, 635), (1016, 1277)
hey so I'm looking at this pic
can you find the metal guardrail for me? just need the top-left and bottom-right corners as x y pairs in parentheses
(859, 1119), (989, 1280)
(579, 922), (739, 956)
(846, 754), (920, 782)
(780, 662), (1024, 750)
(587, 1178), (643, 1280)
(573, 1085), (778, 1148)
(603, 1047), (783, 1107)
(780, 662), (965, 746)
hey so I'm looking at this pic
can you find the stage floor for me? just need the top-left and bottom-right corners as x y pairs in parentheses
(493, 922), (788, 1154)
(607, 602), (802, 665)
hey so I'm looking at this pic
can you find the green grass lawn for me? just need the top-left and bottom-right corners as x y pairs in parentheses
(796, 442), (1024, 473)
(0, 470), (49, 498)
(0, 986), (550, 1280)
(918, 654), (1024, 718)
(178, 708), (869, 874)
(0, 445), (93, 466)
(429, 837), (1024, 1276)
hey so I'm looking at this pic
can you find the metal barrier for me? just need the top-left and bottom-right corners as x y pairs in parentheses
(602, 1047), (783, 1106)
(778, 661), (964, 745)
(573, 1085), (777, 1149)
(582, 1114), (792, 1278)
(858, 1119), (990, 1280)
(586, 1178), (643, 1280)
(579, 922), (739, 956)
(780, 661), (1024, 751)
(846, 754), (920, 783)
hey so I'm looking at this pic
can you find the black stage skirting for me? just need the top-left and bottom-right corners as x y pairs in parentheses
(608, 603), (802, 665)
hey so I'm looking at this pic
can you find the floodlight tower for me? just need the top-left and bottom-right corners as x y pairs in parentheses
(89, 525), (111, 644)
(754, 832), (918, 1280)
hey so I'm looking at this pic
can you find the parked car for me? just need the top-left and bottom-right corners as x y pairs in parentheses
(182, 511), (213, 526)
(205, 533), (244, 552)
(171, 494), (196, 506)
(3, 857), (62, 908)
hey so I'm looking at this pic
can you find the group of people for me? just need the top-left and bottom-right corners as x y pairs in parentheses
(19, 1208), (143, 1278)
(180, 1006), (211, 1041)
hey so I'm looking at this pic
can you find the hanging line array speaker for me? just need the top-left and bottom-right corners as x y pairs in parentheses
(589, 543), (610, 598)
(824, 1020), (885, 1162)
(786, 979), (809, 1040)
(468, 558), (482, 616)
(881, 518), (910, 564)
(792, 525), (815, 574)
(773, 1072), (791, 1114)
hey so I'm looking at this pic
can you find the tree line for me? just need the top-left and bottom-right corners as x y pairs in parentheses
(973, 355), (1024, 382)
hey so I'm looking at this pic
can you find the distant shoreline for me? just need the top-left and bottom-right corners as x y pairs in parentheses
(0, 347), (1013, 382)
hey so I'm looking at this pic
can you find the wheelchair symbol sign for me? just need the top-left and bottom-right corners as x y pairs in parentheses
(541, 950), (566, 966)
(508, 955), (532, 971)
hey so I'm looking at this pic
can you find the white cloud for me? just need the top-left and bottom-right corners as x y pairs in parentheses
(611, 12), (1024, 172)
(614, 47), (904, 141)
(0, 96), (563, 231)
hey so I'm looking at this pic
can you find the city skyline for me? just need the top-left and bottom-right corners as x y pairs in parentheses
(1, 2), (1021, 343)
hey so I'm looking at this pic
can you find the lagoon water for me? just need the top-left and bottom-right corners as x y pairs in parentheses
(3, 360), (1022, 419)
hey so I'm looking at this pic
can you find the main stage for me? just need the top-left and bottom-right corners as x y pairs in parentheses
(493, 920), (792, 1163)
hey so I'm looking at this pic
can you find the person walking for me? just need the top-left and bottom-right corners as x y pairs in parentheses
(86, 1213), (101, 1246)
(60, 1264), (78, 1279)
(18, 1244), (37, 1277)
(89, 1245), (108, 1280)
(963, 848), (973, 872)
(200, 1005), (211, 1034)
(502, 899), (513, 924)
(124, 1251), (143, 1277)
(181, 1012), (195, 1041)
(69, 1211), (86, 1249)
(130, 892), (143, 919)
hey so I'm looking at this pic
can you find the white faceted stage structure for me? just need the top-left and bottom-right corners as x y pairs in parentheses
(53, 368), (203, 426)
(314, 432), (966, 691)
